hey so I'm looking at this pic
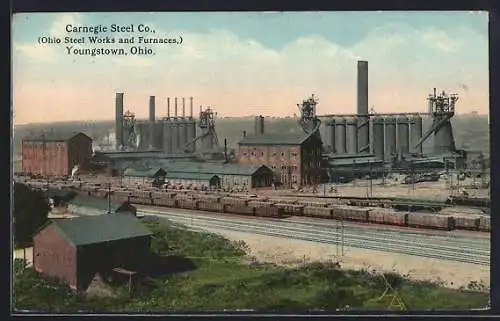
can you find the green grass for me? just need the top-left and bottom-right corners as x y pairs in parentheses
(13, 217), (489, 312)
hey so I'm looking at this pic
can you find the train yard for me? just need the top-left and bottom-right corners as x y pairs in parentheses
(22, 177), (491, 233)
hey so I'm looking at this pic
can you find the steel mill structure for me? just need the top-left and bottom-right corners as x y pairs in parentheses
(317, 60), (465, 181)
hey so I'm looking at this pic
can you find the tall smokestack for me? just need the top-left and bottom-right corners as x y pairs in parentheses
(182, 97), (186, 117)
(200, 105), (202, 116)
(115, 93), (124, 149)
(167, 97), (170, 118)
(190, 97), (193, 118)
(357, 60), (369, 116)
(149, 96), (156, 148)
(175, 97), (178, 117)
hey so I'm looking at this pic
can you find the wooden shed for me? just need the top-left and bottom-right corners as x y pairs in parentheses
(33, 213), (153, 292)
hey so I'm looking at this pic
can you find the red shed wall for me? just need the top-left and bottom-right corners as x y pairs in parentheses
(33, 225), (77, 290)
(21, 141), (69, 177)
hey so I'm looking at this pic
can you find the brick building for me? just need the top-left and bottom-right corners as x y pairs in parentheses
(237, 131), (323, 186)
(33, 213), (152, 292)
(21, 132), (92, 177)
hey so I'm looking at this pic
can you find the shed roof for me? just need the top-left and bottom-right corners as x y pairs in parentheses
(68, 193), (129, 213)
(163, 161), (271, 176)
(123, 167), (166, 178)
(238, 132), (312, 146)
(50, 213), (152, 246)
(22, 132), (91, 142)
(328, 157), (384, 166)
(166, 172), (219, 181)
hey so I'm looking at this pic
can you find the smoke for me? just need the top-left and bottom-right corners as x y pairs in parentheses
(458, 83), (469, 91)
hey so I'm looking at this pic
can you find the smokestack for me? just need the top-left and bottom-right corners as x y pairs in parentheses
(200, 105), (202, 116)
(357, 60), (369, 116)
(190, 97), (193, 118)
(115, 93), (124, 149)
(182, 97), (186, 117)
(175, 97), (178, 117)
(167, 97), (170, 118)
(260, 115), (265, 135)
(149, 96), (156, 149)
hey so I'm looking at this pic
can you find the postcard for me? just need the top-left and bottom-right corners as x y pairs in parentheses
(12, 11), (490, 313)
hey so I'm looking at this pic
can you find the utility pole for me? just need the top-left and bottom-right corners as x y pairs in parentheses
(107, 182), (111, 214)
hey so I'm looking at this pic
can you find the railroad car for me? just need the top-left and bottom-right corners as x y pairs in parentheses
(303, 206), (332, 219)
(177, 198), (199, 210)
(253, 205), (283, 218)
(454, 216), (481, 230)
(367, 209), (407, 226)
(198, 201), (225, 213)
(478, 216), (491, 232)
(225, 204), (255, 216)
(275, 203), (304, 216)
(331, 206), (369, 222)
(407, 213), (455, 230)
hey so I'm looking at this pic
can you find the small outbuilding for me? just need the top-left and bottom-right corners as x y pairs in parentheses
(67, 193), (137, 216)
(122, 167), (167, 187)
(165, 172), (221, 189)
(33, 213), (153, 292)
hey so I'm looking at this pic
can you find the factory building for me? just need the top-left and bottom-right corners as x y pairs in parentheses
(67, 194), (137, 216)
(21, 132), (92, 177)
(237, 118), (323, 186)
(33, 213), (152, 292)
(165, 172), (221, 189)
(161, 161), (274, 189)
(122, 167), (166, 186)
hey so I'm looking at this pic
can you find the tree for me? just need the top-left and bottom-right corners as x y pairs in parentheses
(13, 183), (50, 247)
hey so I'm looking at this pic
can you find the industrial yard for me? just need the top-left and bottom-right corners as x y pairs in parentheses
(13, 60), (491, 310)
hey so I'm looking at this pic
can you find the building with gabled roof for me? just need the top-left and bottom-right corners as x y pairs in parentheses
(21, 132), (92, 177)
(67, 193), (137, 216)
(237, 130), (323, 186)
(33, 213), (152, 292)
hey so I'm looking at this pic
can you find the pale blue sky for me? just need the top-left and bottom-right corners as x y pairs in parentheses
(12, 11), (489, 124)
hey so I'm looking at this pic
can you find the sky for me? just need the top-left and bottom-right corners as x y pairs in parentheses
(12, 11), (489, 125)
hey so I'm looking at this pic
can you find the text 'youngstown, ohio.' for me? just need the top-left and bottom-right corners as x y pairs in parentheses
(65, 46), (156, 56)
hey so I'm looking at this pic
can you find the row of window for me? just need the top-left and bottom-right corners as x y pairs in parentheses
(242, 151), (299, 157)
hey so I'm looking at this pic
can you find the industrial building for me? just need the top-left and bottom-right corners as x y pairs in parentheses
(161, 161), (274, 189)
(165, 172), (221, 189)
(21, 132), (92, 177)
(67, 194), (137, 216)
(33, 213), (152, 292)
(237, 115), (323, 186)
(122, 167), (166, 186)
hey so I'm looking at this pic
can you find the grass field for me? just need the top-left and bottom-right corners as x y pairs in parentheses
(13, 217), (489, 312)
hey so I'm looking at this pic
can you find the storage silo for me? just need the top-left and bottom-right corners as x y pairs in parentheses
(334, 117), (346, 154)
(372, 117), (385, 160)
(346, 117), (358, 154)
(384, 116), (397, 161)
(138, 123), (150, 150)
(163, 120), (171, 154)
(357, 116), (370, 153)
(397, 116), (410, 155)
(410, 115), (423, 154)
(186, 118), (196, 153)
(154, 121), (163, 150)
(327, 119), (336, 153)
(178, 118), (186, 153)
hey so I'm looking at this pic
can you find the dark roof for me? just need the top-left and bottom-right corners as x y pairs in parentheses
(68, 193), (129, 213)
(50, 213), (152, 246)
(238, 132), (312, 146)
(123, 167), (166, 178)
(327, 156), (385, 166)
(166, 172), (219, 181)
(22, 132), (91, 142)
(163, 161), (272, 176)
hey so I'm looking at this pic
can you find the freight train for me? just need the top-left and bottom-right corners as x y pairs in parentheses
(79, 185), (491, 233)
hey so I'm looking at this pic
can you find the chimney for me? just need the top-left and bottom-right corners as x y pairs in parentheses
(167, 97), (170, 118)
(175, 97), (178, 117)
(149, 96), (156, 149)
(200, 105), (202, 116)
(182, 97), (186, 117)
(190, 97), (193, 118)
(357, 60), (369, 116)
(260, 115), (265, 135)
(115, 93), (124, 149)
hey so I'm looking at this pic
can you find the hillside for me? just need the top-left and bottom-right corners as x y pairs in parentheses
(12, 115), (489, 158)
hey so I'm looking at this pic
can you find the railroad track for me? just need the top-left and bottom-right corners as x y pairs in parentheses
(138, 207), (490, 266)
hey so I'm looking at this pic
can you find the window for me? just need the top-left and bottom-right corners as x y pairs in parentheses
(281, 152), (285, 157)
(272, 152), (277, 156)
(261, 152), (264, 157)
(243, 152), (248, 156)
(251, 152), (255, 156)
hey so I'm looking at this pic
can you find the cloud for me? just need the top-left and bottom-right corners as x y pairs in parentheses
(12, 18), (489, 124)
(50, 13), (82, 38)
(13, 42), (58, 62)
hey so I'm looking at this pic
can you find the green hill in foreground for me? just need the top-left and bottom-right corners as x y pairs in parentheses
(13, 218), (488, 312)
